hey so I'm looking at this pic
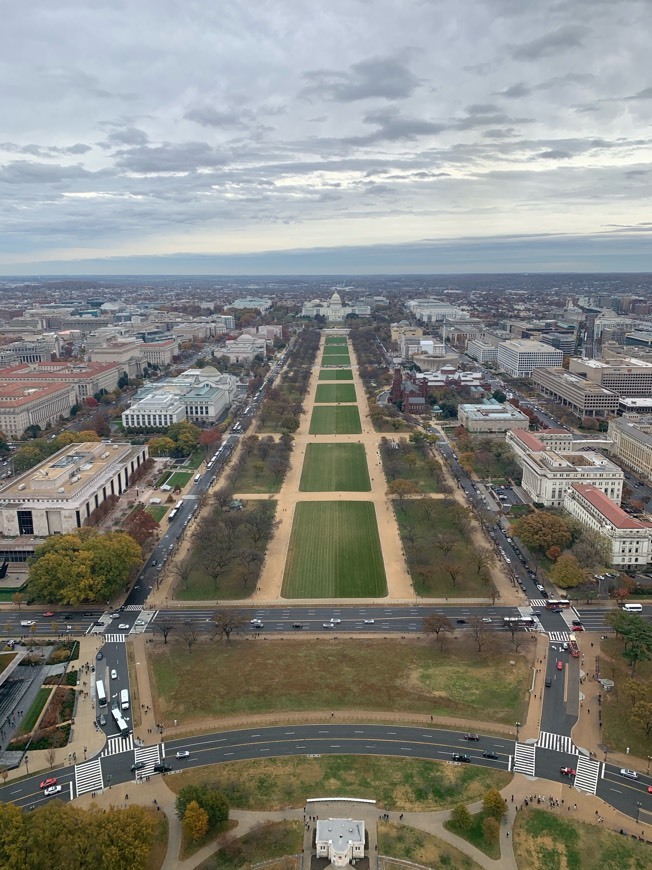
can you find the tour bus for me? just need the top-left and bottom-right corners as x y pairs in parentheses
(120, 688), (130, 711)
(111, 706), (130, 737)
(545, 599), (572, 611)
(167, 500), (184, 523)
(96, 679), (107, 707)
(622, 603), (642, 612)
(503, 616), (536, 628)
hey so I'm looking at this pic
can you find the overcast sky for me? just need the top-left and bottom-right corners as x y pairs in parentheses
(2, 0), (652, 274)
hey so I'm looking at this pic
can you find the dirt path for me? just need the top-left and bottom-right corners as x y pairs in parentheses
(253, 334), (414, 601)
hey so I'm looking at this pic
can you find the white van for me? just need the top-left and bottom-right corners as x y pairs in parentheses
(622, 603), (643, 612)
(194, 473), (200, 482)
(120, 689), (130, 711)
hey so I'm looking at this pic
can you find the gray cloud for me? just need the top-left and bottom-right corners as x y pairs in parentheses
(512, 25), (588, 61)
(304, 56), (420, 102)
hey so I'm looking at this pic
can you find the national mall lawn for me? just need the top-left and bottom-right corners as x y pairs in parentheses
(148, 636), (530, 726)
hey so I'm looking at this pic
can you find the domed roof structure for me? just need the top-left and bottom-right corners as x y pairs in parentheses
(330, 291), (342, 304)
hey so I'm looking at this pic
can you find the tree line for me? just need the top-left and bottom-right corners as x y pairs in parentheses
(257, 329), (320, 433)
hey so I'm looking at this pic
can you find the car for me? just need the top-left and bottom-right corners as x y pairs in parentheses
(620, 768), (638, 779)
(62, 614), (73, 620)
(292, 623), (304, 629)
(560, 767), (576, 777)
(40, 778), (57, 789)
(482, 751), (498, 759)
(98, 714), (106, 726)
(110, 669), (118, 679)
(536, 584), (545, 592)
(330, 618), (341, 624)
(504, 556), (511, 563)
(463, 733), (480, 741)
(541, 590), (549, 598)
(456, 618), (466, 624)
(561, 642), (570, 652)
(175, 750), (190, 759)
(134, 620), (145, 626)
(151, 559), (158, 567)
(250, 622), (264, 629)
(452, 753), (470, 763)
(118, 624), (130, 630)
(42, 611), (54, 618)
(153, 763), (172, 772)
(545, 677), (552, 687)
(648, 785), (652, 795)
(250, 618), (263, 624)
(96, 651), (103, 660)
(131, 761), (146, 771)
(481, 618), (492, 623)
(323, 622), (335, 628)
(44, 785), (62, 796)
(364, 619), (375, 624)
(20, 620), (36, 627)
(557, 661), (564, 670)
(572, 622), (585, 631)
(110, 613), (120, 619)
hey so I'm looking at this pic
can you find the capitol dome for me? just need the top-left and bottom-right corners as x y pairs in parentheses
(330, 291), (342, 304)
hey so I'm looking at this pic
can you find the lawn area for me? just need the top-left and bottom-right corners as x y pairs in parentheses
(600, 637), (652, 758)
(444, 808), (500, 859)
(396, 498), (497, 598)
(149, 637), (530, 724)
(322, 354), (351, 365)
(318, 368), (353, 380)
(282, 501), (387, 597)
(325, 337), (348, 345)
(165, 755), (511, 812)
(197, 821), (303, 869)
(309, 406), (362, 434)
(0, 652), (17, 675)
(314, 383), (357, 403)
(299, 444), (371, 492)
(381, 440), (448, 493)
(16, 687), (52, 736)
(167, 471), (192, 489)
(379, 821), (483, 869)
(156, 470), (170, 487)
(184, 451), (206, 470)
(146, 504), (169, 523)
(514, 808), (651, 870)
(229, 452), (283, 493)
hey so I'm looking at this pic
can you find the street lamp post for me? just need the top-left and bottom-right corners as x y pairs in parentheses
(648, 756), (652, 776)
(515, 722), (521, 741)
(24, 755), (29, 774)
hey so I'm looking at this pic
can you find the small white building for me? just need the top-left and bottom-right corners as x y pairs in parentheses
(458, 402), (530, 433)
(315, 819), (365, 868)
(222, 334), (267, 363)
(563, 483), (652, 566)
(122, 392), (186, 429)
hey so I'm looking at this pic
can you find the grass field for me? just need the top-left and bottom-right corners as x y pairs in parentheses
(17, 687), (51, 736)
(282, 501), (387, 597)
(314, 383), (357, 403)
(445, 808), (500, 859)
(309, 406), (362, 434)
(167, 471), (192, 489)
(149, 636), (530, 723)
(396, 499), (497, 597)
(325, 337), (348, 345)
(379, 822), (483, 869)
(318, 368), (353, 380)
(322, 354), (351, 365)
(146, 504), (169, 523)
(514, 808), (651, 870)
(229, 453), (282, 494)
(205, 821), (303, 869)
(299, 444), (371, 491)
(601, 638), (652, 757)
(165, 756), (511, 813)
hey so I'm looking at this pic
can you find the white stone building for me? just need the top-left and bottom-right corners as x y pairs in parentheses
(0, 441), (148, 536)
(0, 383), (78, 439)
(608, 419), (652, 481)
(222, 333), (267, 363)
(569, 356), (652, 396)
(467, 338), (499, 364)
(497, 339), (563, 378)
(302, 290), (371, 321)
(315, 819), (365, 867)
(506, 429), (624, 508)
(458, 402), (530, 433)
(121, 393), (186, 430)
(563, 483), (652, 566)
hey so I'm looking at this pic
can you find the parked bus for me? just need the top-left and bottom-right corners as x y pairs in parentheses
(503, 616), (536, 627)
(167, 500), (183, 523)
(111, 706), (130, 737)
(568, 633), (580, 658)
(96, 679), (107, 707)
(120, 688), (130, 711)
(546, 599), (571, 611)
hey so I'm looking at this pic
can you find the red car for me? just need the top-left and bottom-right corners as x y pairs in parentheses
(557, 660), (564, 670)
(648, 785), (652, 794)
(560, 767), (576, 777)
(572, 623), (585, 632)
(40, 777), (57, 789)
(42, 611), (54, 618)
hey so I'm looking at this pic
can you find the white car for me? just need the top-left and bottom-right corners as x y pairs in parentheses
(250, 618), (263, 624)
(322, 622), (335, 629)
(135, 620), (146, 626)
(481, 618), (492, 623)
(44, 785), (62, 796)
(118, 623), (130, 630)
(363, 619), (375, 624)
(110, 669), (118, 679)
(20, 620), (36, 627)
(620, 768), (638, 779)
(175, 750), (190, 758)
(330, 618), (341, 624)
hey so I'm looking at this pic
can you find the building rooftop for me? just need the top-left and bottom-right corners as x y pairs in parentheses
(576, 356), (652, 370)
(571, 484), (652, 529)
(459, 403), (528, 421)
(500, 339), (563, 352)
(0, 383), (72, 408)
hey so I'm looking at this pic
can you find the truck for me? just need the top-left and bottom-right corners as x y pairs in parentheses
(568, 633), (580, 658)
(120, 688), (130, 711)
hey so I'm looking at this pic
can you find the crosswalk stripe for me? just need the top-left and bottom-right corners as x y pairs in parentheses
(574, 756), (601, 795)
(103, 633), (128, 644)
(101, 734), (134, 756)
(74, 758), (103, 796)
(537, 731), (577, 754)
(513, 742), (536, 776)
(548, 631), (571, 643)
(123, 604), (143, 611)
(529, 599), (548, 607)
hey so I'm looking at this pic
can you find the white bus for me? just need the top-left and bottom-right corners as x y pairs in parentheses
(111, 706), (129, 737)
(120, 688), (130, 711)
(96, 679), (107, 707)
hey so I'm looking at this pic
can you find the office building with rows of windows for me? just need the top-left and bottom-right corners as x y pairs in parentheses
(531, 367), (619, 417)
(497, 339), (563, 378)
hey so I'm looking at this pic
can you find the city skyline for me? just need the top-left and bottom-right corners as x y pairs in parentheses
(2, 0), (652, 274)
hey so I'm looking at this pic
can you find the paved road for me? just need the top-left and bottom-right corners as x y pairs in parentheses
(3, 723), (651, 822)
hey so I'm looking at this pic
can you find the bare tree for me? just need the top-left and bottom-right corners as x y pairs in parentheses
(213, 610), (245, 642)
(171, 559), (193, 591)
(434, 536), (457, 559)
(469, 617), (488, 652)
(151, 619), (176, 644)
(443, 562), (464, 588)
(178, 621), (200, 653)
(46, 747), (56, 769)
(423, 614), (453, 651)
